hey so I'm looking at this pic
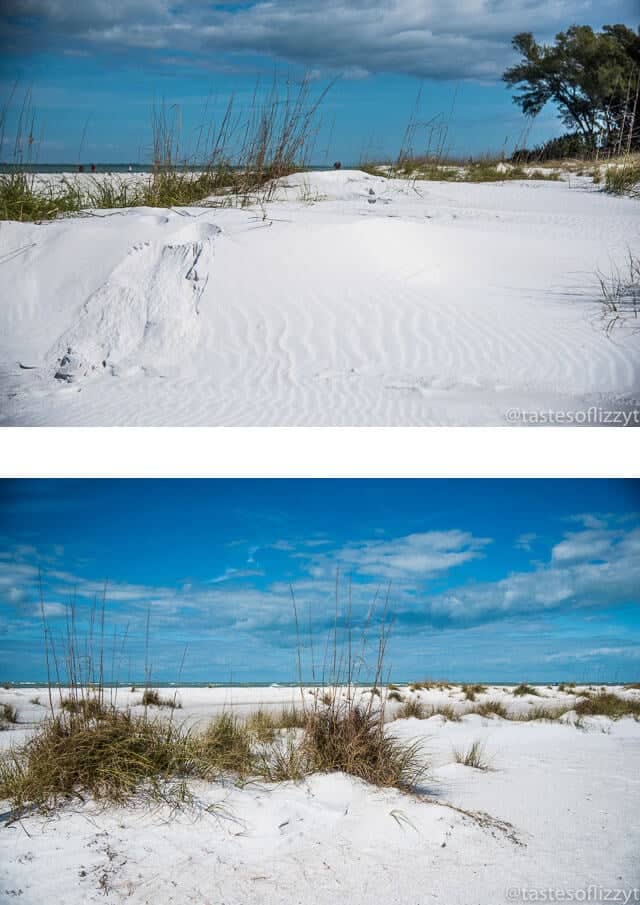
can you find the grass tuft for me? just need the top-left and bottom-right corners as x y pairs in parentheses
(574, 693), (640, 720)
(462, 684), (487, 701)
(191, 713), (254, 778)
(454, 738), (491, 770)
(512, 684), (539, 697)
(604, 162), (640, 197)
(1, 703), (18, 726)
(141, 689), (181, 709)
(474, 700), (508, 719)
(302, 703), (426, 790)
(431, 704), (461, 722)
(397, 699), (426, 720)
(0, 708), (192, 810)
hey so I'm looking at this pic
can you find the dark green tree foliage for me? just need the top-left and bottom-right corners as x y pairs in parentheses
(504, 25), (640, 150)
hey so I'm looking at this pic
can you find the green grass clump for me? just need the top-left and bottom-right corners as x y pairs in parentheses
(517, 706), (567, 722)
(301, 703), (426, 790)
(574, 693), (640, 720)
(454, 738), (491, 770)
(512, 684), (539, 697)
(273, 706), (307, 729)
(245, 708), (277, 743)
(397, 699), (426, 720)
(141, 689), (180, 709)
(474, 700), (508, 719)
(0, 173), (83, 221)
(432, 704), (461, 722)
(462, 684), (487, 701)
(1, 703), (18, 725)
(192, 713), (255, 778)
(60, 695), (105, 718)
(604, 162), (640, 197)
(0, 709), (192, 810)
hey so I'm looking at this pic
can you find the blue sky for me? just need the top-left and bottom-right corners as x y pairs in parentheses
(1, 479), (639, 684)
(1, 1), (638, 163)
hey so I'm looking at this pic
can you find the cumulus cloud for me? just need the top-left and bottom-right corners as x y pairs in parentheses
(424, 520), (640, 628)
(1, 515), (638, 649)
(5, 0), (636, 81)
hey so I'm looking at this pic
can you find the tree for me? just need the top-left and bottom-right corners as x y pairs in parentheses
(503, 24), (640, 150)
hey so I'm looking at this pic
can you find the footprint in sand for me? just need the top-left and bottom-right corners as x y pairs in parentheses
(50, 222), (221, 382)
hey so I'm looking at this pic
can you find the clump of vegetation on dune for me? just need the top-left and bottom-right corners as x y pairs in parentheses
(361, 157), (560, 183)
(431, 704), (462, 722)
(597, 251), (640, 334)
(473, 700), (509, 719)
(0, 705), (195, 810)
(141, 688), (181, 709)
(454, 738), (491, 770)
(462, 684), (487, 701)
(574, 692), (640, 720)
(302, 702), (425, 789)
(1, 703), (18, 727)
(603, 160), (640, 197)
(512, 684), (539, 697)
(516, 705), (568, 722)
(396, 699), (426, 720)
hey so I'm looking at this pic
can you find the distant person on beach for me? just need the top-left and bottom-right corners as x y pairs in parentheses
(78, 164), (84, 172)
(128, 165), (133, 173)
(333, 161), (341, 170)
(91, 164), (96, 173)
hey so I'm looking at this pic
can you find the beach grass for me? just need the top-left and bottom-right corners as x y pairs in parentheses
(462, 684), (487, 701)
(512, 684), (539, 697)
(0, 707), (193, 810)
(454, 738), (491, 770)
(574, 692), (640, 720)
(604, 160), (640, 197)
(1, 703), (18, 726)
(397, 699), (426, 719)
(473, 700), (509, 718)
(141, 688), (181, 709)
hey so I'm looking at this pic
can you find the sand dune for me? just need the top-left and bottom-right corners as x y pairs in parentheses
(1, 683), (639, 903)
(1, 170), (638, 425)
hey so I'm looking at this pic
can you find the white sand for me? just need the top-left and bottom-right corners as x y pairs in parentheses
(1, 683), (639, 903)
(1, 170), (638, 425)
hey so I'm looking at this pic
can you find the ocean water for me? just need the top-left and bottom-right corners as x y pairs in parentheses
(0, 163), (339, 175)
